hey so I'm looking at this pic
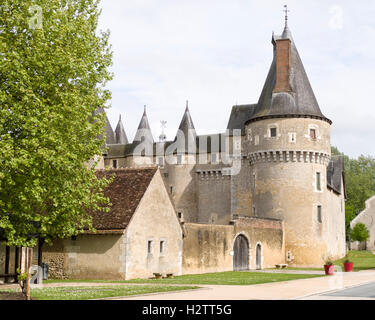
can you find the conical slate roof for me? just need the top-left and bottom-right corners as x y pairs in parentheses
(133, 106), (154, 143)
(114, 115), (129, 144)
(175, 102), (197, 153)
(248, 25), (331, 124)
(93, 107), (116, 144)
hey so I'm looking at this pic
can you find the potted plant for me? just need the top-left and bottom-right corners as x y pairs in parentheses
(343, 255), (354, 272)
(324, 257), (335, 275)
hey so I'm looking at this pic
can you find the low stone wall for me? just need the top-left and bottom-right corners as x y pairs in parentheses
(182, 218), (285, 275)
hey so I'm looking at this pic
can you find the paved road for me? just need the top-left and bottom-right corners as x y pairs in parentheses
(302, 282), (375, 300)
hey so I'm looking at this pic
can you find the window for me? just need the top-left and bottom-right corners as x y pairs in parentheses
(270, 127), (277, 137)
(211, 153), (217, 163)
(310, 129), (316, 140)
(254, 135), (259, 145)
(160, 241), (165, 254)
(177, 212), (183, 219)
(112, 159), (117, 168)
(317, 206), (322, 223)
(316, 172), (321, 191)
(170, 186), (173, 195)
(289, 132), (296, 143)
(147, 240), (153, 254)
(158, 157), (164, 166)
(164, 172), (169, 178)
(177, 155), (182, 164)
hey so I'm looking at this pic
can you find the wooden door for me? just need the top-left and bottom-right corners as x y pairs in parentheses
(233, 235), (249, 271)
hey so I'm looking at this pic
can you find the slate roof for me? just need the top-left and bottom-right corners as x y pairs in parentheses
(327, 156), (345, 196)
(92, 168), (157, 230)
(174, 105), (197, 153)
(227, 104), (257, 134)
(247, 25), (331, 125)
(114, 115), (129, 144)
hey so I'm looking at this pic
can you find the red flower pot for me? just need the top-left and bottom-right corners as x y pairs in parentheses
(344, 262), (353, 272)
(324, 265), (335, 275)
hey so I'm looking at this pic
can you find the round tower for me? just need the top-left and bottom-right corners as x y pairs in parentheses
(243, 22), (343, 267)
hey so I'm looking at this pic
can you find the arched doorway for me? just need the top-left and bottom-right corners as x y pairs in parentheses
(256, 243), (262, 270)
(233, 235), (249, 271)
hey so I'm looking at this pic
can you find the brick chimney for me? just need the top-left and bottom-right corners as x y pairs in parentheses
(273, 38), (292, 93)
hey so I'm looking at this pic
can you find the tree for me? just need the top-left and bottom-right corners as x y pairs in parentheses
(0, 0), (112, 298)
(351, 223), (370, 249)
(331, 147), (375, 236)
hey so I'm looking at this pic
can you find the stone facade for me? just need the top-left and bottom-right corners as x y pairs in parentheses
(42, 169), (183, 280)
(182, 218), (284, 274)
(350, 195), (375, 251)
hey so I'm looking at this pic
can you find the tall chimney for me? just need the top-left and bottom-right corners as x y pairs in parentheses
(273, 38), (292, 93)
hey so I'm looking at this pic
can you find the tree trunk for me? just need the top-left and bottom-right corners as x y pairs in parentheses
(4, 246), (10, 283)
(25, 247), (33, 301)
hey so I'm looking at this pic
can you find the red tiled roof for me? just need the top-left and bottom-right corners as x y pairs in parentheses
(92, 168), (157, 230)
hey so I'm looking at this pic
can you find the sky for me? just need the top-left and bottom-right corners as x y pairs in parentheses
(97, 0), (375, 159)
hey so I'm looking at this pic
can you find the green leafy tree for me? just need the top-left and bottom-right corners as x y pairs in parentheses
(351, 223), (370, 248)
(331, 147), (375, 235)
(0, 0), (113, 248)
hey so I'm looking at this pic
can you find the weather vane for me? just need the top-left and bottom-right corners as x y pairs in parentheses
(284, 5), (290, 26)
(159, 120), (167, 142)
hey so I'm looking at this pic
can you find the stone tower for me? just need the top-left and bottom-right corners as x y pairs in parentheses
(243, 22), (345, 266)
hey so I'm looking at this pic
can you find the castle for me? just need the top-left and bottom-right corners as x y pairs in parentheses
(1, 19), (347, 281)
(98, 20), (346, 268)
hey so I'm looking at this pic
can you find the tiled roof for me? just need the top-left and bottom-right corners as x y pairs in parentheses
(92, 168), (157, 230)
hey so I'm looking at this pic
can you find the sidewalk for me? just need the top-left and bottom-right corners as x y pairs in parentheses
(113, 269), (375, 300)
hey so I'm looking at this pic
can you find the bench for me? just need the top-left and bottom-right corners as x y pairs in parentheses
(275, 264), (288, 269)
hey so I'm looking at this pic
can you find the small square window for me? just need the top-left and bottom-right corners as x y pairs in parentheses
(270, 127), (277, 137)
(310, 129), (316, 140)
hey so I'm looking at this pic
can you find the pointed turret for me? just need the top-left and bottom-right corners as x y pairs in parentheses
(93, 107), (116, 144)
(114, 114), (129, 144)
(248, 19), (331, 125)
(175, 101), (197, 153)
(133, 106), (154, 143)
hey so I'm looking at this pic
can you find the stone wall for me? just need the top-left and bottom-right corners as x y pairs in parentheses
(182, 218), (284, 275)
(43, 234), (125, 280)
(241, 117), (345, 267)
(350, 195), (375, 251)
(124, 170), (183, 279)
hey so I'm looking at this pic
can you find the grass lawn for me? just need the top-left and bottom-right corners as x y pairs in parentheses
(44, 271), (324, 286)
(333, 250), (375, 271)
(0, 285), (199, 300)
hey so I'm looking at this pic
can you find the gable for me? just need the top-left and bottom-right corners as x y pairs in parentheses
(92, 168), (157, 230)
